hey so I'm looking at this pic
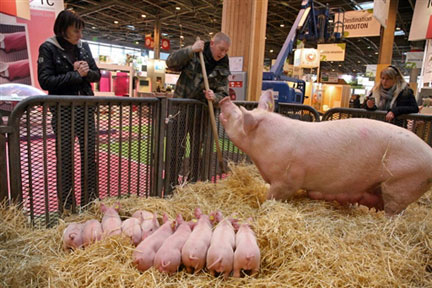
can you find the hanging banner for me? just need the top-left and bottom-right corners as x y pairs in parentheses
(145, 36), (154, 49)
(409, 0), (432, 41)
(161, 38), (170, 50)
(373, 0), (390, 28)
(336, 10), (381, 38)
(405, 51), (425, 69)
(0, 1), (64, 88)
(317, 43), (346, 61)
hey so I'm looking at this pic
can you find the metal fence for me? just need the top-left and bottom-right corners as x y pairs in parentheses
(2, 95), (432, 227)
(323, 107), (432, 147)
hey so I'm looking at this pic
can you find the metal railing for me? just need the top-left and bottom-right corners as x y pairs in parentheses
(7, 96), (431, 226)
(323, 108), (432, 147)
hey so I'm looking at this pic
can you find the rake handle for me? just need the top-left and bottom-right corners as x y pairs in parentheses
(196, 36), (225, 173)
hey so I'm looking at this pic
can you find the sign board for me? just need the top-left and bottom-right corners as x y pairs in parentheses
(373, 0), (390, 28)
(365, 64), (377, 79)
(336, 10), (381, 38)
(317, 43), (346, 61)
(229, 56), (243, 72)
(321, 71), (339, 83)
(409, 0), (432, 41)
(294, 48), (320, 68)
(422, 40), (432, 84)
(405, 52), (425, 69)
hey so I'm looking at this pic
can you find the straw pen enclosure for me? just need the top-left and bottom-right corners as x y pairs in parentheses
(1, 95), (432, 287)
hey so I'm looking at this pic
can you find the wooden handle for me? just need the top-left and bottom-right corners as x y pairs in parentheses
(196, 36), (225, 173)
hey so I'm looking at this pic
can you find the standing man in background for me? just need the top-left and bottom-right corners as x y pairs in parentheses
(165, 32), (231, 189)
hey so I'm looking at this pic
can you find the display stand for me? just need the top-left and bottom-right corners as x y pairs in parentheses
(94, 63), (134, 97)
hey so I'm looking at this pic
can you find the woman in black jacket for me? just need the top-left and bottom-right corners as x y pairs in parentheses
(364, 65), (418, 124)
(37, 10), (100, 210)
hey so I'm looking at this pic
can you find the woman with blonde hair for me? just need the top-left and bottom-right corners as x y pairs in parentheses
(364, 65), (418, 123)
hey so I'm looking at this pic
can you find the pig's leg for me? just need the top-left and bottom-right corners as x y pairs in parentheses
(267, 165), (305, 200)
(381, 176), (431, 215)
(267, 182), (299, 200)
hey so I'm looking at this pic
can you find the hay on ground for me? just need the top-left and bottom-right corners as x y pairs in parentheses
(1, 163), (431, 288)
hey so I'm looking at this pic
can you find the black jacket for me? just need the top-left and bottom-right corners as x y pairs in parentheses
(37, 37), (100, 96)
(365, 86), (419, 117)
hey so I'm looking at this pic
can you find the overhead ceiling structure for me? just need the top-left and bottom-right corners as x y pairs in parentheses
(64, 0), (419, 75)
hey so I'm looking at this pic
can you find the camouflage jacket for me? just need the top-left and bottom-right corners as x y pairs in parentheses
(166, 42), (230, 104)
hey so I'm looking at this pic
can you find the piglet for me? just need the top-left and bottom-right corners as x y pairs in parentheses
(133, 214), (175, 272)
(181, 208), (213, 274)
(133, 210), (160, 240)
(132, 210), (153, 223)
(154, 214), (195, 274)
(233, 218), (260, 277)
(82, 219), (103, 247)
(121, 217), (142, 246)
(206, 211), (236, 278)
(101, 203), (122, 238)
(62, 222), (84, 251)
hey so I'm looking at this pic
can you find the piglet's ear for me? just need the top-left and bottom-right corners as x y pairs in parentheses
(258, 89), (275, 112)
(241, 108), (258, 134)
(100, 203), (107, 213)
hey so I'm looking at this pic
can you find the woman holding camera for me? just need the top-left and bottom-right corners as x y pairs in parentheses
(364, 65), (418, 123)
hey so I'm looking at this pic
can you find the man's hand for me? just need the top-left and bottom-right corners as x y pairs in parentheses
(192, 39), (204, 53)
(204, 89), (215, 102)
(385, 111), (395, 122)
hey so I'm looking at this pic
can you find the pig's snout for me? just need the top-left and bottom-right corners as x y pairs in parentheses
(219, 96), (231, 107)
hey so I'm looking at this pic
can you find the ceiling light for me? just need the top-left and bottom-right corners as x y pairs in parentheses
(280, 24), (285, 27)
(176, 7), (181, 10)
(367, 46), (371, 49)
(396, 27), (401, 30)
(338, 64), (341, 67)
(209, 32), (213, 35)
(270, 49), (274, 53)
(114, 20), (119, 24)
(92, 26), (96, 29)
(353, 69), (356, 72)
(135, 41), (139, 44)
(375, 52), (379, 55)
(141, 14), (146, 18)
(180, 35), (184, 39)
(357, 61), (361, 63)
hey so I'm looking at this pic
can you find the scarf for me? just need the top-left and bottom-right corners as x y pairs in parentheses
(378, 85), (396, 110)
(56, 36), (78, 64)
(203, 42), (217, 75)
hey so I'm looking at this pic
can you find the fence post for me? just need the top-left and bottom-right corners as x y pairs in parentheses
(7, 111), (22, 204)
(0, 125), (11, 203)
(155, 97), (167, 197)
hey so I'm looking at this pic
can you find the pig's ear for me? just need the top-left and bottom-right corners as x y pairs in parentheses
(241, 108), (258, 133)
(258, 90), (275, 112)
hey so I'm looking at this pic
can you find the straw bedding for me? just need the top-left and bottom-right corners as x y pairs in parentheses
(1, 163), (431, 288)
